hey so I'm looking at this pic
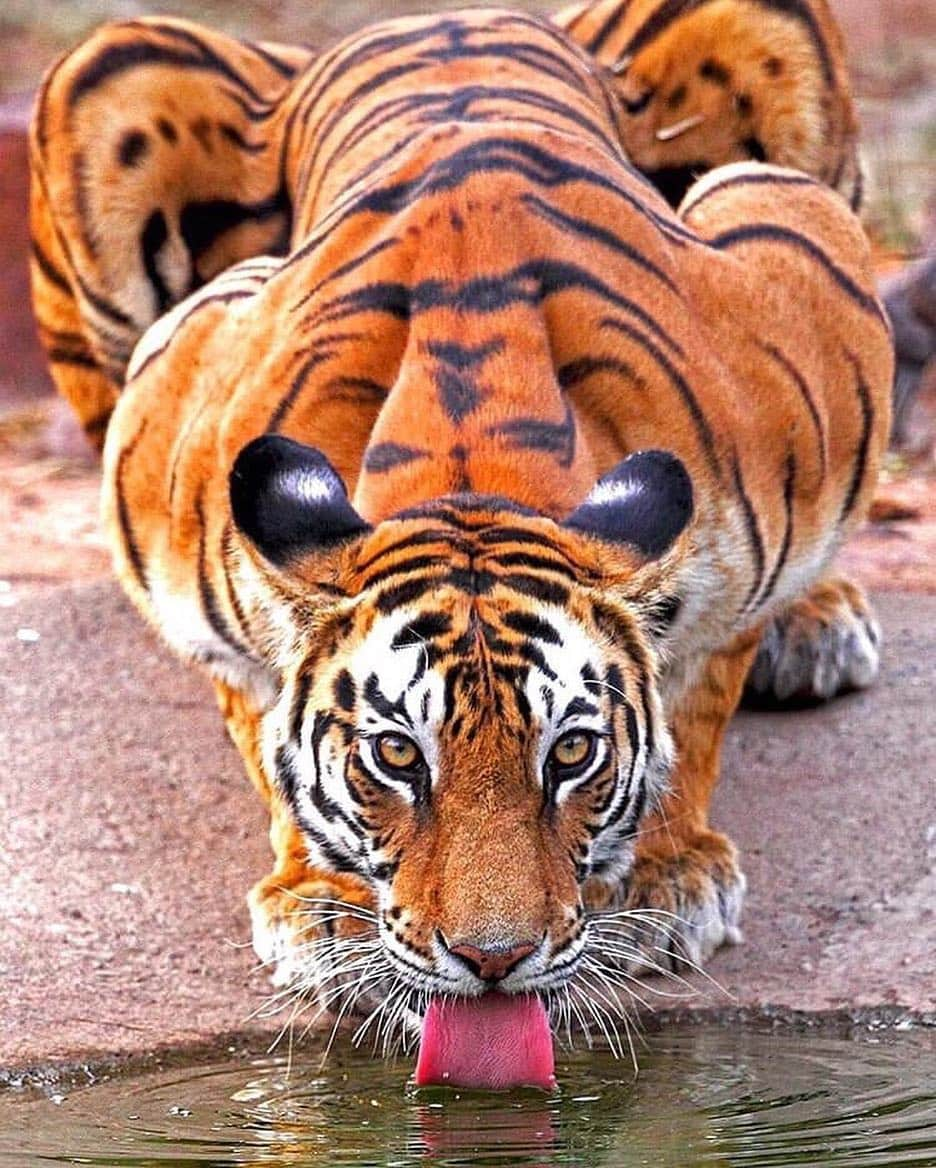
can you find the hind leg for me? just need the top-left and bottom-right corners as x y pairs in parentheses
(29, 17), (306, 446)
(746, 575), (880, 703)
(584, 625), (761, 973)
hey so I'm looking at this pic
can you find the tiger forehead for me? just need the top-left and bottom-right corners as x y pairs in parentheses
(349, 505), (604, 592)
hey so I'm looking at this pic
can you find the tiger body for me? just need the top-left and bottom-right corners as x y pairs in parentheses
(31, 10), (891, 1019)
(556, 0), (861, 209)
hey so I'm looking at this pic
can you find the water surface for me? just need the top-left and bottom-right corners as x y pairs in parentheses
(2, 1025), (934, 1167)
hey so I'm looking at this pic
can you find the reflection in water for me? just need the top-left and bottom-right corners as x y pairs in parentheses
(1, 1026), (934, 1167)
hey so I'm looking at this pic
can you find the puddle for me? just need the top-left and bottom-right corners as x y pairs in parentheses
(1, 1025), (934, 1166)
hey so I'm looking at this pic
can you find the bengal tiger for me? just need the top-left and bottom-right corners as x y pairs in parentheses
(556, 0), (862, 210)
(29, 7), (891, 1075)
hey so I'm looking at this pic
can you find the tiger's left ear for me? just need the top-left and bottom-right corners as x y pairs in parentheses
(230, 434), (370, 568)
(563, 449), (693, 559)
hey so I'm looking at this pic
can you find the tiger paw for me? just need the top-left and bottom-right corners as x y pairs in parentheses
(248, 869), (378, 995)
(747, 576), (881, 703)
(584, 831), (746, 975)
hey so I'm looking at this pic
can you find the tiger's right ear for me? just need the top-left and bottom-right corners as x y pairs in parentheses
(230, 435), (370, 568)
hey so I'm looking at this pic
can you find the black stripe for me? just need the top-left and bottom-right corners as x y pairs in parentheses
(758, 341), (827, 478)
(731, 456), (766, 612)
(375, 577), (438, 614)
(709, 224), (887, 325)
(360, 554), (444, 592)
(127, 287), (255, 385)
(839, 352), (875, 522)
(241, 37), (302, 79)
(354, 528), (460, 574)
(486, 551), (579, 581)
(195, 490), (250, 656)
(220, 521), (254, 644)
(681, 169), (817, 216)
(320, 259), (684, 356)
(283, 136), (694, 279)
(598, 316), (721, 478)
(266, 349), (334, 432)
(126, 20), (276, 104)
(74, 268), (134, 329)
(290, 238), (399, 315)
(503, 611), (563, 645)
(290, 670), (314, 743)
(364, 442), (429, 473)
(586, 1), (629, 53)
(521, 193), (680, 294)
(30, 238), (72, 294)
(217, 122), (268, 153)
(46, 347), (98, 370)
(114, 423), (148, 592)
(756, 451), (796, 609)
(141, 210), (173, 315)
(317, 80), (620, 185)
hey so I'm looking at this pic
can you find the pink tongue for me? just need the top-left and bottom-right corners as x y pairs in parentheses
(414, 993), (555, 1091)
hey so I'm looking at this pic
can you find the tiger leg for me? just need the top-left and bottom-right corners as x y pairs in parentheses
(746, 575), (881, 704)
(28, 18), (304, 447)
(584, 625), (762, 973)
(213, 680), (377, 993)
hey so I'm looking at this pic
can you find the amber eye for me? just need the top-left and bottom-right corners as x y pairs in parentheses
(375, 733), (422, 771)
(550, 731), (596, 771)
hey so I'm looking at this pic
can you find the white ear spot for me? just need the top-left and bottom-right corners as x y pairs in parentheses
(586, 477), (645, 507)
(286, 468), (341, 506)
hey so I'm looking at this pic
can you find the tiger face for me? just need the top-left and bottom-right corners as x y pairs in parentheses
(232, 436), (691, 998)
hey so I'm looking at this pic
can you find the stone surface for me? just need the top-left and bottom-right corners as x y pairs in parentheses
(0, 583), (934, 1075)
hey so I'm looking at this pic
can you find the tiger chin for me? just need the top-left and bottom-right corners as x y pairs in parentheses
(30, 6), (892, 1074)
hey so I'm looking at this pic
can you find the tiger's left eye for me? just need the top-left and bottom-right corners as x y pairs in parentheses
(375, 733), (422, 771)
(550, 731), (596, 770)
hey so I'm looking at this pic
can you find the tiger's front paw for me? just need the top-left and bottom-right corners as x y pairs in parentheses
(747, 576), (880, 703)
(584, 831), (745, 975)
(248, 868), (377, 992)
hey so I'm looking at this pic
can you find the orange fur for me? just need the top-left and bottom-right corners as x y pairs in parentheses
(556, 0), (861, 209)
(30, 9), (891, 1018)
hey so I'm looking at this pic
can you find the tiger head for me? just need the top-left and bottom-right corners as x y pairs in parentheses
(556, 0), (860, 209)
(230, 435), (693, 1001)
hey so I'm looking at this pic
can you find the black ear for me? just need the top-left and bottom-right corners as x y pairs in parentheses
(230, 435), (369, 567)
(564, 450), (693, 558)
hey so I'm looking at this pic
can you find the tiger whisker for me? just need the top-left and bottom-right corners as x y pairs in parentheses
(570, 979), (625, 1062)
(655, 113), (706, 141)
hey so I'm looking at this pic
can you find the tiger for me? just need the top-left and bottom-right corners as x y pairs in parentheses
(555, 0), (862, 211)
(29, 8), (891, 1065)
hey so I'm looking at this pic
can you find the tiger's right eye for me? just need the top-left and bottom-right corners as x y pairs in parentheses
(375, 733), (422, 771)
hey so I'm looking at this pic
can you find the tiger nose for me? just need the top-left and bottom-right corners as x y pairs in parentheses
(446, 939), (538, 982)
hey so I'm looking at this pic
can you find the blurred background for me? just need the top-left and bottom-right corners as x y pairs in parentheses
(0, 0), (934, 596)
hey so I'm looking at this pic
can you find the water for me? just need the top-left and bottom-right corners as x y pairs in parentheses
(1, 1026), (934, 1167)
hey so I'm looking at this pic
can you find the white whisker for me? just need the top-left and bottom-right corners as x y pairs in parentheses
(655, 113), (706, 142)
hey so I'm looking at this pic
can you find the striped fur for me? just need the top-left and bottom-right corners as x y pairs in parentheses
(556, 0), (862, 209)
(30, 10), (891, 1011)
